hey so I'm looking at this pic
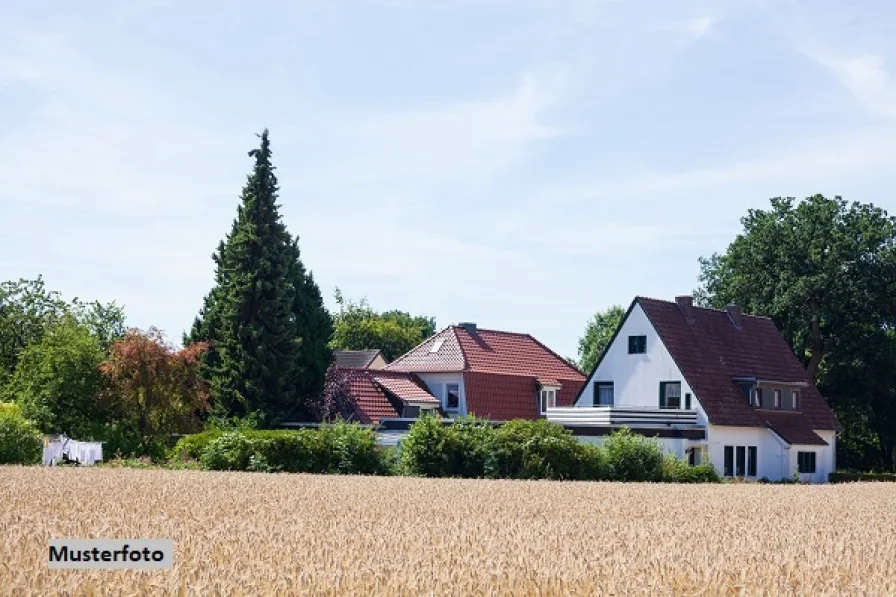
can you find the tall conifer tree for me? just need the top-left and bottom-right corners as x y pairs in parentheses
(188, 130), (332, 424)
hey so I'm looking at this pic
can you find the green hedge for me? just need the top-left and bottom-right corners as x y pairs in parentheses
(400, 415), (716, 483)
(169, 429), (223, 462)
(829, 471), (896, 483)
(0, 403), (43, 465)
(199, 423), (389, 475)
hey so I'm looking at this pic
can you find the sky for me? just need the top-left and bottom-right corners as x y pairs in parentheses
(2, 0), (895, 360)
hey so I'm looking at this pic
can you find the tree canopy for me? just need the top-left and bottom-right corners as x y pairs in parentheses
(697, 194), (896, 470)
(329, 289), (436, 361)
(187, 130), (333, 425)
(577, 305), (625, 373)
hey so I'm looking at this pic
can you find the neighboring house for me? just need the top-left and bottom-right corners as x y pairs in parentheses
(337, 368), (440, 424)
(333, 349), (388, 370)
(383, 322), (586, 420)
(547, 296), (841, 483)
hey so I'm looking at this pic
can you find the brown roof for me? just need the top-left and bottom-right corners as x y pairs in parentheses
(761, 411), (829, 445)
(386, 325), (585, 420)
(337, 368), (437, 424)
(634, 297), (840, 430)
(333, 350), (384, 369)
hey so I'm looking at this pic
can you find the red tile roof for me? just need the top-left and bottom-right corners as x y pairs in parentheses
(387, 325), (585, 420)
(761, 411), (829, 445)
(635, 297), (841, 430)
(336, 368), (437, 424)
(372, 375), (439, 405)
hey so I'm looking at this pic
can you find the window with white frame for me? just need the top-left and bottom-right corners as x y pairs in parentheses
(539, 387), (558, 414)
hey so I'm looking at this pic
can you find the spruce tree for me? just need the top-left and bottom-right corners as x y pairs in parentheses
(189, 130), (332, 425)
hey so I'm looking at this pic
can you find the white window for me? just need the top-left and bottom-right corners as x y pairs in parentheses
(539, 388), (558, 414)
(429, 339), (445, 353)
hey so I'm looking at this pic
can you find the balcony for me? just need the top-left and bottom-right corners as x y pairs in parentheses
(545, 406), (700, 427)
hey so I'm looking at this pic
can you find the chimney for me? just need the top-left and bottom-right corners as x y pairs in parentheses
(459, 322), (477, 333)
(675, 296), (695, 321)
(726, 304), (742, 329)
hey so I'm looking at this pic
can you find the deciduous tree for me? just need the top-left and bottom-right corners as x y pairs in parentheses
(577, 305), (624, 373)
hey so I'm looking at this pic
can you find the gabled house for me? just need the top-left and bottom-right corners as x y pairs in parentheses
(547, 296), (841, 483)
(383, 322), (586, 420)
(333, 349), (387, 370)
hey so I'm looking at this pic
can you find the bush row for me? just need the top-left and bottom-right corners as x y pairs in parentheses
(829, 471), (896, 483)
(193, 423), (392, 475)
(400, 415), (720, 483)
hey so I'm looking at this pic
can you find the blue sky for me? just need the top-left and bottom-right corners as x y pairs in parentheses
(2, 0), (895, 360)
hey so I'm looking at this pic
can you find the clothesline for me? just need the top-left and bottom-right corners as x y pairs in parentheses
(42, 435), (103, 467)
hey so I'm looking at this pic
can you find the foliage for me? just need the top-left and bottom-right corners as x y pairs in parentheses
(486, 419), (584, 480)
(0, 405), (42, 465)
(400, 414), (494, 478)
(577, 443), (611, 481)
(577, 305), (625, 373)
(602, 427), (665, 482)
(0, 277), (125, 389)
(99, 328), (209, 445)
(318, 366), (360, 422)
(3, 315), (106, 438)
(169, 429), (224, 461)
(330, 289), (436, 361)
(829, 471), (896, 483)
(696, 195), (896, 471)
(187, 130), (333, 426)
(95, 420), (168, 461)
(199, 423), (389, 475)
(662, 455), (721, 483)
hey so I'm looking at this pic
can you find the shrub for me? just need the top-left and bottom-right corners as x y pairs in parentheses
(0, 405), (43, 465)
(169, 429), (223, 461)
(577, 443), (610, 481)
(662, 455), (721, 483)
(318, 421), (387, 475)
(199, 425), (390, 475)
(602, 427), (665, 482)
(487, 419), (583, 480)
(401, 415), (494, 478)
(829, 471), (896, 483)
(201, 432), (261, 471)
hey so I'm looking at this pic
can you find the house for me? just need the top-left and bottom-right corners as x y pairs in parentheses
(546, 296), (841, 483)
(333, 349), (387, 370)
(383, 322), (586, 420)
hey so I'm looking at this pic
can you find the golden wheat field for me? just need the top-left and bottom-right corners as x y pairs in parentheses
(1, 468), (895, 596)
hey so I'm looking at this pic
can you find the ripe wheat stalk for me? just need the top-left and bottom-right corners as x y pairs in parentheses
(1, 467), (894, 595)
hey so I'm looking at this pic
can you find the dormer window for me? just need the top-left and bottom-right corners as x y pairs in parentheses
(539, 386), (559, 414)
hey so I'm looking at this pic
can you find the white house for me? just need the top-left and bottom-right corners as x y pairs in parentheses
(547, 296), (842, 483)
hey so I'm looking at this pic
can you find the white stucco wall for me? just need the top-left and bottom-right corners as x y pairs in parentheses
(706, 426), (835, 482)
(418, 373), (466, 416)
(575, 303), (708, 425)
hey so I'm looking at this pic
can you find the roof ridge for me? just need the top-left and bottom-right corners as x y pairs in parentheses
(451, 325), (532, 337)
(451, 326), (471, 371)
(384, 326), (453, 368)
(635, 296), (773, 321)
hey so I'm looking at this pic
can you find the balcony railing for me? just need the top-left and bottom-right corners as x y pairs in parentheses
(545, 406), (700, 427)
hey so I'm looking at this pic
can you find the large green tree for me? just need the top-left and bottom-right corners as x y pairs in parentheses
(188, 130), (332, 425)
(330, 289), (436, 361)
(697, 194), (896, 470)
(2, 315), (106, 439)
(577, 305), (625, 373)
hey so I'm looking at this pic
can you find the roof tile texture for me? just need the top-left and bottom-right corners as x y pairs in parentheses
(637, 297), (840, 430)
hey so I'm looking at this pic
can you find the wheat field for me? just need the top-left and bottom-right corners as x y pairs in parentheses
(1, 467), (894, 596)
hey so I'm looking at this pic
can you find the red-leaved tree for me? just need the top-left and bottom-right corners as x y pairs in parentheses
(100, 328), (209, 440)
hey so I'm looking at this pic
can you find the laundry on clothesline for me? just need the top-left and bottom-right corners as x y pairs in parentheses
(42, 435), (103, 467)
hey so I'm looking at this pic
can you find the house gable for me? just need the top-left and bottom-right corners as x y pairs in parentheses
(574, 300), (709, 425)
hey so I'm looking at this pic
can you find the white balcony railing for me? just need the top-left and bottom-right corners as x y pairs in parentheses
(545, 406), (700, 427)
